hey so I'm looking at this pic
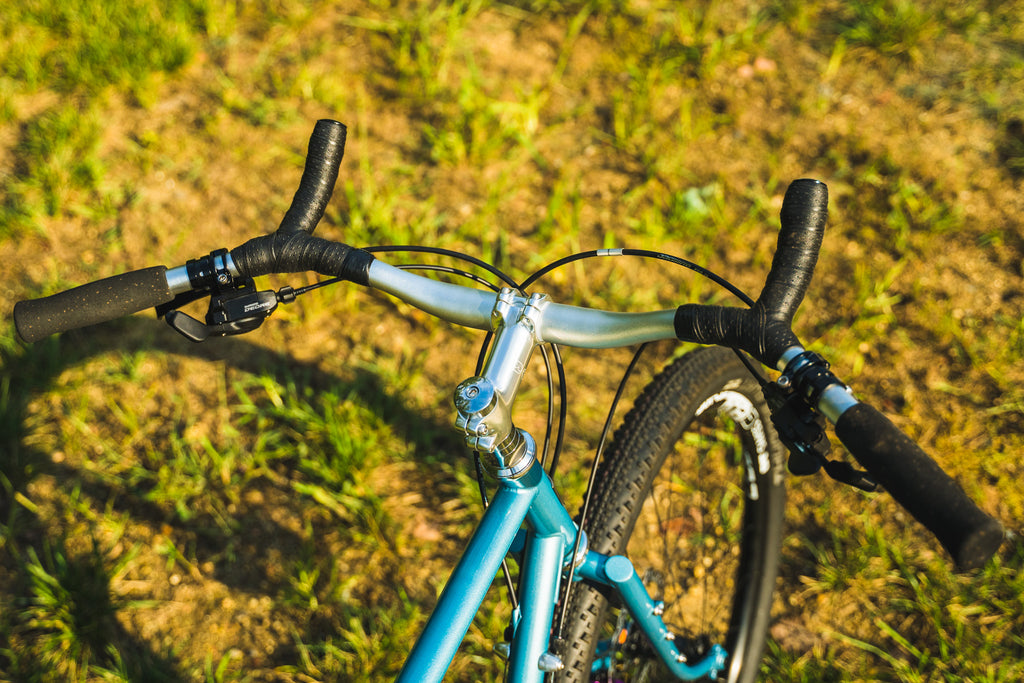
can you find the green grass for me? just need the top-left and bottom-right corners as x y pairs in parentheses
(771, 504), (1024, 682)
(0, 0), (198, 95)
(0, 0), (215, 235)
(3, 0), (1024, 681)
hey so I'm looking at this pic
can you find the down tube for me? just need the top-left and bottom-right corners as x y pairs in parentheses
(395, 479), (538, 683)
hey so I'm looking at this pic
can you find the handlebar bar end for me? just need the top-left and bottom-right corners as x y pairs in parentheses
(278, 119), (346, 236)
(953, 519), (1005, 572)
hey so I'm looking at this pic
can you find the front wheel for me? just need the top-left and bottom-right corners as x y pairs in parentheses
(558, 346), (787, 683)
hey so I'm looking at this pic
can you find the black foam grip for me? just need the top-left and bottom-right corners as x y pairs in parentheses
(835, 403), (1003, 571)
(279, 119), (347, 236)
(14, 266), (173, 343)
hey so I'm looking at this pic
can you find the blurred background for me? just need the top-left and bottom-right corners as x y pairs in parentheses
(1, 1), (1022, 680)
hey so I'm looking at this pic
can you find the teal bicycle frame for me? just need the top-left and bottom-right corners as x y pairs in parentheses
(395, 458), (727, 682)
(367, 263), (728, 682)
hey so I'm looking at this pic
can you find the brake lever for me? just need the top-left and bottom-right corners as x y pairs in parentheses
(159, 270), (296, 343)
(763, 373), (878, 493)
(762, 381), (832, 475)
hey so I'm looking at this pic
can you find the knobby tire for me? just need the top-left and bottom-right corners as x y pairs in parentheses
(557, 346), (787, 683)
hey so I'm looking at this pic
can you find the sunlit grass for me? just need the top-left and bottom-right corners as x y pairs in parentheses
(2, 0), (1023, 681)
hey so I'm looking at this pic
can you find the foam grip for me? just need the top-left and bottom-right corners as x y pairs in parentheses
(835, 403), (1003, 571)
(14, 266), (173, 343)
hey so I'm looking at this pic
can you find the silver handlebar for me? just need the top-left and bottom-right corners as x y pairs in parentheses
(366, 260), (678, 348)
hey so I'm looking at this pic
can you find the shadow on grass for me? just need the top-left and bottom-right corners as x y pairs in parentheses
(0, 315), (465, 680)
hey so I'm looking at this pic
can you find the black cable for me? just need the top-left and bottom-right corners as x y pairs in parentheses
(289, 275), (344, 296)
(396, 263), (501, 290)
(537, 345), (554, 468)
(520, 248), (755, 307)
(545, 343), (568, 479)
(366, 244), (521, 289)
(555, 343), (650, 643)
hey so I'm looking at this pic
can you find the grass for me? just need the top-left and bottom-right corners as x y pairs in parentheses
(0, 0), (221, 235)
(2, 0), (1024, 681)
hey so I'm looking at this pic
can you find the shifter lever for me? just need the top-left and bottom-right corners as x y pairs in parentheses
(162, 277), (288, 342)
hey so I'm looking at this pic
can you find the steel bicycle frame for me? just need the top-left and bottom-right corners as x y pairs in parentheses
(394, 457), (728, 682)
(393, 285), (728, 682)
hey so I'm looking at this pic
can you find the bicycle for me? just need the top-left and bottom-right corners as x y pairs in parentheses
(13, 120), (1004, 682)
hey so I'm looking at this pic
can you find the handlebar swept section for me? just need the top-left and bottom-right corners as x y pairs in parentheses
(673, 178), (827, 369)
(230, 119), (375, 284)
(278, 118), (346, 236)
(12, 120), (371, 342)
(675, 179), (1002, 570)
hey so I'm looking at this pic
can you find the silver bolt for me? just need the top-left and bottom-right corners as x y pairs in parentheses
(537, 652), (564, 672)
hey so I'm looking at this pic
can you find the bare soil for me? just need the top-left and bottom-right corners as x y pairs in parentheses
(2, 2), (1022, 680)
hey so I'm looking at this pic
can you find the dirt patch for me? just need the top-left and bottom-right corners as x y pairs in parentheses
(3, 2), (1023, 681)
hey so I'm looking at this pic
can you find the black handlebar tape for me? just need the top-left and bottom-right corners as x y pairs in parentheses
(13, 266), (173, 343)
(835, 403), (1003, 571)
(673, 305), (799, 368)
(278, 119), (347, 236)
(231, 119), (374, 284)
(231, 231), (374, 285)
(758, 178), (828, 322)
(675, 179), (827, 367)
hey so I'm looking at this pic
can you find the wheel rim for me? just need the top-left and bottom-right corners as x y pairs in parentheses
(593, 389), (771, 682)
